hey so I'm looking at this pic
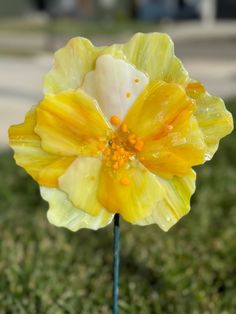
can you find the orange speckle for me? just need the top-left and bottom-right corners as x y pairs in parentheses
(98, 142), (105, 150)
(166, 124), (173, 131)
(134, 140), (144, 151)
(128, 133), (136, 143)
(186, 81), (205, 95)
(139, 156), (145, 161)
(126, 92), (131, 98)
(111, 153), (118, 161)
(120, 176), (130, 186)
(113, 162), (119, 170)
(128, 133), (137, 145)
(118, 147), (125, 154)
(118, 159), (125, 168)
(121, 123), (128, 133)
(128, 133), (136, 139)
(110, 115), (121, 126)
(134, 78), (140, 83)
(130, 139), (136, 145)
(104, 147), (111, 156)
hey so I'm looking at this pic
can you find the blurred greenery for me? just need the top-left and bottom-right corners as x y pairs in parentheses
(0, 99), (235, 313)
(0, 0), (29, 17)
(0, 18), (160, 57)
(0, 18), (159, 36)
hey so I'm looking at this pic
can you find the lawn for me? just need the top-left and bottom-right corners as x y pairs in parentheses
(0, 100), (235, 313)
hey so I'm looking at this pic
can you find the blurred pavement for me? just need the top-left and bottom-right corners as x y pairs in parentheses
(1, 21), (236, 149)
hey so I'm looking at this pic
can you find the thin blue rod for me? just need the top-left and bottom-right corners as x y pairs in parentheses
(112, 213), (120, 314)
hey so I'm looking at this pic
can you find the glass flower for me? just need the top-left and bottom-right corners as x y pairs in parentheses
(9, 33), (233, 231)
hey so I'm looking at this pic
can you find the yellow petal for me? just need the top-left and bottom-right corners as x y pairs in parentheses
(136, 169), (196, 231)
(39, 157), (75, 187)
(138, 115), (206, 178)
(35, 89), (111, 157)
(124, 80), (195, 140)
(43, 33), (188, 97)
(8, 106), (74, 187)
(165, 55), (189, 84)
(186, 81), (234, 160)
(107, 32), (189, 84)
(44, 37), (104, 95)
(97, 161), (164, 223)
(58, 157), (103, 216)
(41, 187), (113, 231)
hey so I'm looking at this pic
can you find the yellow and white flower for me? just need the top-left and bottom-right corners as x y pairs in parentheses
(9, 33), (233, 231)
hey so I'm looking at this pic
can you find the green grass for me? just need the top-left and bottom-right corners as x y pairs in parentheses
(0, 100), (235, 313)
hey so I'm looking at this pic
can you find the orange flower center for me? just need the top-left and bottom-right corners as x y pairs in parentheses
(97, 119), (145, 172)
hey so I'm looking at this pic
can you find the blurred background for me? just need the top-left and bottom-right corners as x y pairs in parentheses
(0, 0), (236, 313)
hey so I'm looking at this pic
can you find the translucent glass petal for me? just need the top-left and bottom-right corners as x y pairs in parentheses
(41, 187), (113, 231)
(58, 157), (104, 216)
(35, 90), (111, 156)
(98, 161), (164, 222)
(44, 37), (104, 95)
(107, 32), (189, 84)
(186, 81), (233, 160)
(136, 170), (196, 231)
(9, 106), (75, 187)
(82, 54), (149, 121)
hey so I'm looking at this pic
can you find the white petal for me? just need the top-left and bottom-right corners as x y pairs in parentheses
(82, 54), (149, 121)
(40, 187), (114, 231)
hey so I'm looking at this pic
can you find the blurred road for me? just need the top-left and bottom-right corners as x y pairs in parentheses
(0, 55), (50, 149)
(1, 22), (236, 149)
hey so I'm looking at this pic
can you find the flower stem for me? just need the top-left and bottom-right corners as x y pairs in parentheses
(112, 213), (120, 314)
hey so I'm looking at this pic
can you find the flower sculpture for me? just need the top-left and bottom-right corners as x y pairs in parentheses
(9, 33), (233, 232)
